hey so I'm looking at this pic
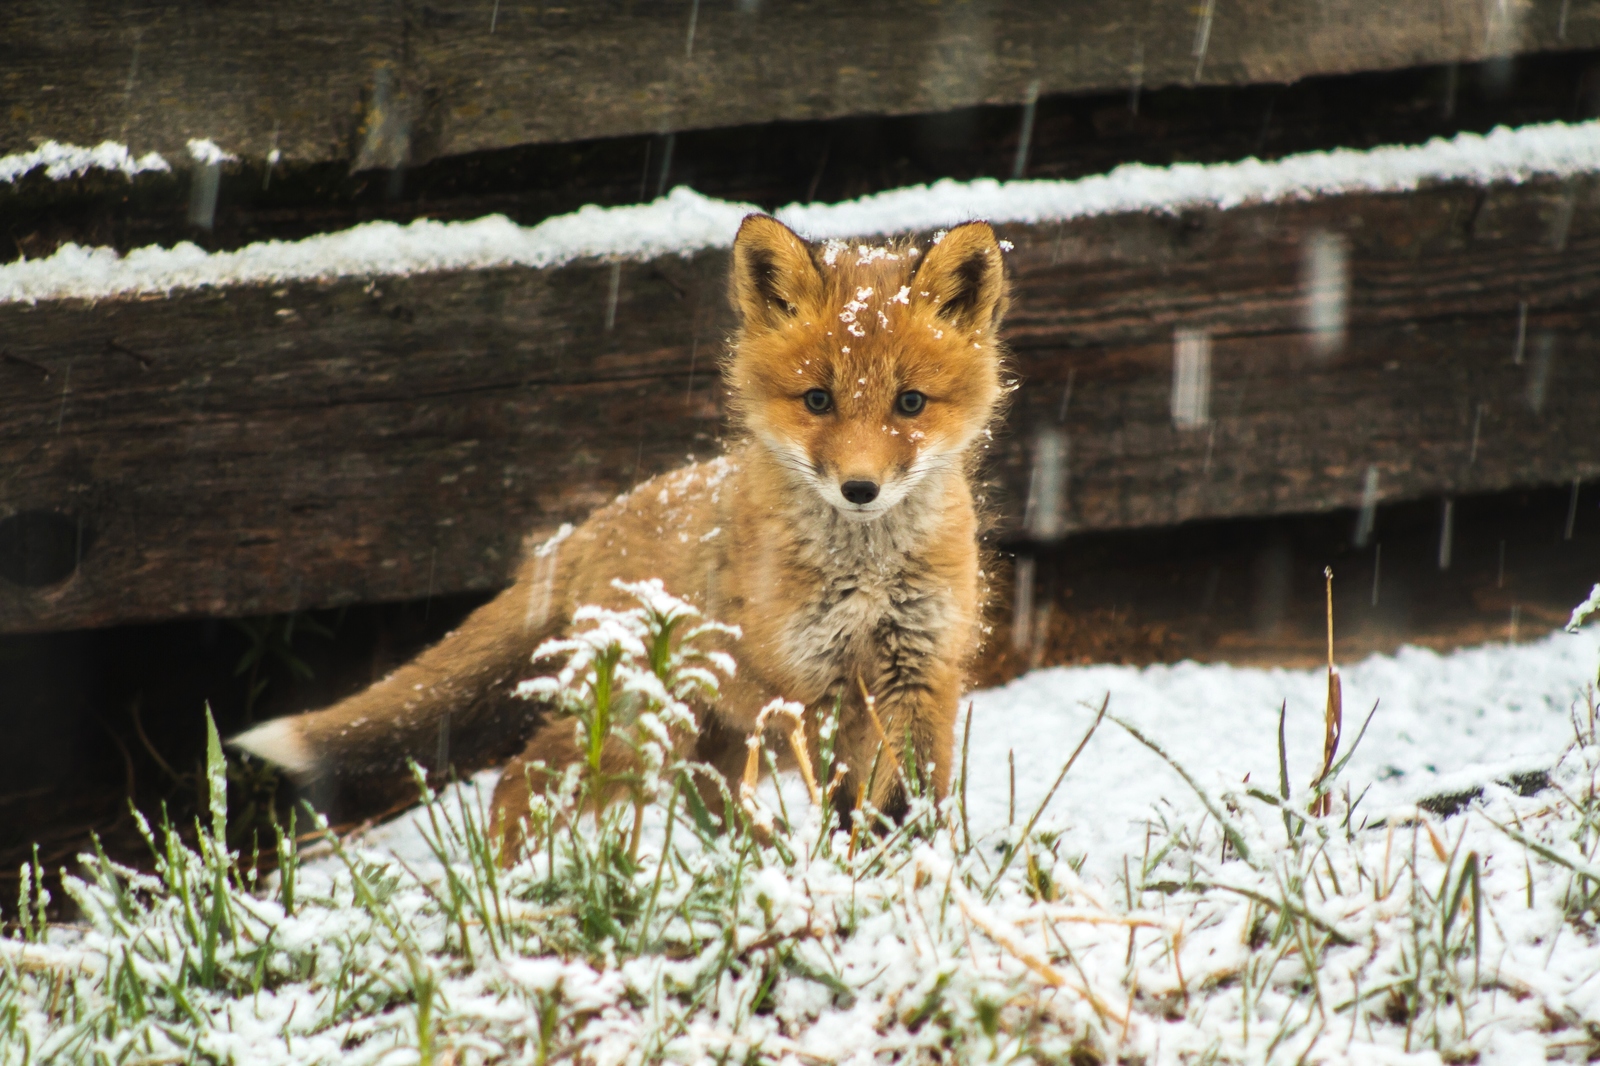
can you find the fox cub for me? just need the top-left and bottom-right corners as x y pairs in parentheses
(233, 215), (1010, 856)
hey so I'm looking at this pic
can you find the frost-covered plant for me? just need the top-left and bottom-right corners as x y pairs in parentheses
(505, 578), (741, 884)
(516, 578), (738, 806)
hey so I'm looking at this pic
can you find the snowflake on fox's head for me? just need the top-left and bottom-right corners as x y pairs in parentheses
(837, 285), (874, 338)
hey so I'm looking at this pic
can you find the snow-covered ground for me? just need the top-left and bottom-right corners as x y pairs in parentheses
(4, 118), (1600, 305)
(278, 624), (1600, 1064)
(970, 628), (1600, 878)
(12, 624), (1600, 1065)
(351, 626), (1600, 881)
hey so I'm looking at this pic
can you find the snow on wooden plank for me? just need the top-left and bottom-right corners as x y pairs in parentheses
(1, 173), (1596, 632)
(6, 121), (1599, 304)
(4, 0), (1596, 168)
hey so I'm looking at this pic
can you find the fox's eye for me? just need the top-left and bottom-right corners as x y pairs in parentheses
(803, 388), (833, 413)
(896, 391), (926, 415)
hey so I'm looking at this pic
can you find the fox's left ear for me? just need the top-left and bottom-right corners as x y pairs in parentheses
(911, 221), (1009, 334)
(730, 214), (823, 331)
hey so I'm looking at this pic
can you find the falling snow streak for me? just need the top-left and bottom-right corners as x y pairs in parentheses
(1438, 497), (1455, 570)
(1354, 465), (1379, 548)
(1483, 0), (1524, 54)
(1566, 478), (1581, 540)
(1057, 367), (1075, 423)
(1023, 428), (1069, 541)
(1191, 0), (1217, 81)
(188, 161), (221, 232)
(54, 361), (72, 434)
(604, 261), (621, 331)
(1300, 231), (1349, 356)
(1128, 42), (1144, 115)
(522, 525), (571, 632)
(1170, 328), (1211, 428)
(1527, 333), (1555, 413)
(654, 133), (676, 199)
(1549, 181), (1578, 250)
(1010, 554), (1035, 653)
(684, 0), (700, 59)
(123, 27), (142, 95)
(263, 146), (281, 191)
(1011, 80), (1040, 181)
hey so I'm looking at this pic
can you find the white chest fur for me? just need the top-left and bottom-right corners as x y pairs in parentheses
(777, 500), (952, 699)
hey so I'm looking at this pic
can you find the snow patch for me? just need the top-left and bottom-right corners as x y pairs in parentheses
(0, 187), (757, 305)
(782, 119), (1600, 238)
(186, 139), (237, 165)
(0, 140), (170, 184)
(966, 627), (1600, 877)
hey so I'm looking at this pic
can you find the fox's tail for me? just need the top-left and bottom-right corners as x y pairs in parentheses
(231, 560), (564, 813)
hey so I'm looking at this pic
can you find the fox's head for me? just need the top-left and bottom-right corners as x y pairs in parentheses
(725, 215), (1009, 520)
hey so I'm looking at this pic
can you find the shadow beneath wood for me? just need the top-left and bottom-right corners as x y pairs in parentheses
(977, 481), (1600, 685)
(0, 592), (490, 917)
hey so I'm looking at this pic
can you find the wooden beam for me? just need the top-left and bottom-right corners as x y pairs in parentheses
(4, 0), (1595, 168)
(997, 176), (1600, 531)
(2, 174), (1598, 633)
(10, 51), (1598, 273)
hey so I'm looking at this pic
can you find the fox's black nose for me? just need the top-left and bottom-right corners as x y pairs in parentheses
(841, 480), (880, 505)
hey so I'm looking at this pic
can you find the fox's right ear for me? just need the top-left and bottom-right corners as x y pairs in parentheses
(729, 215), (823, 330)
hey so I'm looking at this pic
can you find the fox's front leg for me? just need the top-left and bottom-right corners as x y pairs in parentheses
(489, 705), (751, 865)
(488, 717), (640, 865)
(830, 661), (961, 827)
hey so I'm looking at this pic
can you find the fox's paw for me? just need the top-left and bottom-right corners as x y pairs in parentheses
(835, 780), (910, 833)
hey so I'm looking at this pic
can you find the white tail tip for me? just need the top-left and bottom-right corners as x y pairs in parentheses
(230, 718), (319, 779)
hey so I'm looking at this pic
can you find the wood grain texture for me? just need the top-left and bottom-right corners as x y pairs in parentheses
(4, 0), (1596, 168)
(995, 176), (1600, 531)
(2, 174), (1598, 633)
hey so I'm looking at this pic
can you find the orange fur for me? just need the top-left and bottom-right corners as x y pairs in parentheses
(232, 216), (1011, 858)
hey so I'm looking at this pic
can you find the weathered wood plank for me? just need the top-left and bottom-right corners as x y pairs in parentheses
(0, 254), (729, 631)
(11, 49), (1598, 271)
(2, 174), (1598, 633)
(4, 0), (1596, 168)
(996, 175), (1600, 529)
